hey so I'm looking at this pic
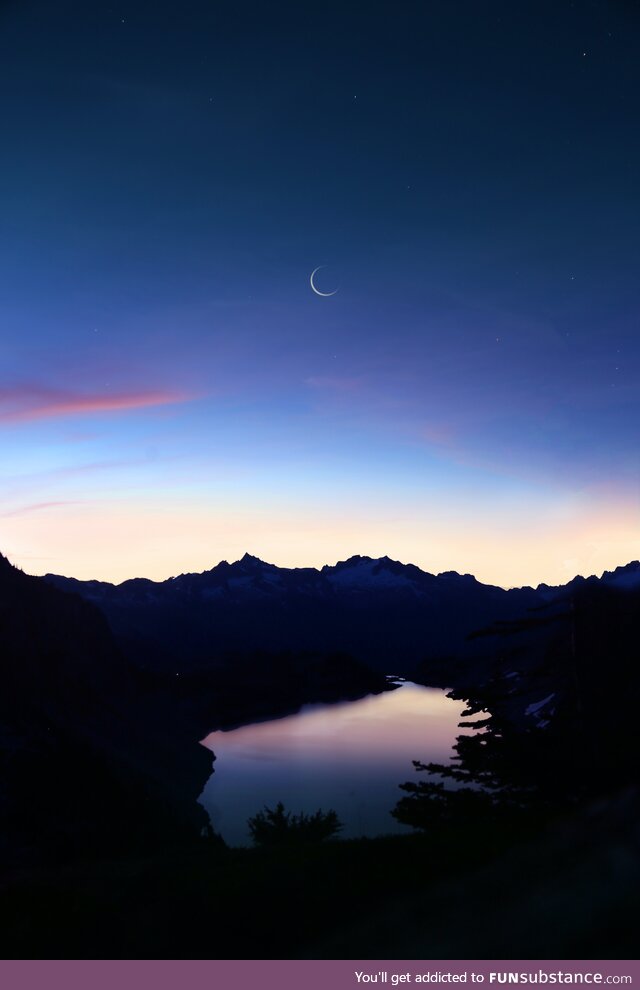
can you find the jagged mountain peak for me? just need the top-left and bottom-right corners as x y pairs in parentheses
(231, 553), (282, 575)
(437, 570), (478, 583)
(326, 554), (408, 572)
(238, 552), (267, 565)
(536, 560), (640, 596)
(328, 554), (376, 570)
(600, 559), (640, 589)
(321, 554), (424, 591)
(605, 560), (640, 575)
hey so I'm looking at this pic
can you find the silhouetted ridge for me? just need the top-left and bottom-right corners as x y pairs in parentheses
(43, 553), (636, 678)
(239, 552), (266, 565)
(0, 553), (210, 866)
(437, 570), (481, 585)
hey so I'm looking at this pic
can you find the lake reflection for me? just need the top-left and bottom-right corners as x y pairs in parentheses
(199, 682), (468, 846)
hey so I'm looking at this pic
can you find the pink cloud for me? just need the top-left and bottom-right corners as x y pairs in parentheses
(0, 384), (193, 423)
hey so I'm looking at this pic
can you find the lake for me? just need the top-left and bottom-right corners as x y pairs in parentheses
(199, 681), (470, 846)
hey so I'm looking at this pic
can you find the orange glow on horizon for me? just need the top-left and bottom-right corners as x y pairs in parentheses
(2, 492), (638, 589)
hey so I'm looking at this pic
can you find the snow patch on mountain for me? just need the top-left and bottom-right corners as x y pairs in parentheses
(326, 557), (415, 589)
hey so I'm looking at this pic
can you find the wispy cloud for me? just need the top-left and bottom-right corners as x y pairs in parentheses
(1, 500), (82, 518)
(0, 384), (193, 424)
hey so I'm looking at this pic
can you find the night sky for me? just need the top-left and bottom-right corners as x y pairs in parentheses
(1, 0), (638, 586)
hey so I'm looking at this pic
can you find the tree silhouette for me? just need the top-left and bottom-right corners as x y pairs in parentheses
(247, 802), (343, 846)
(394, 582), (640, 832)
(392, 582), (640, 828)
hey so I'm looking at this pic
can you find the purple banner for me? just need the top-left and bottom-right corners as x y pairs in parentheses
(0, 960), (638, 990)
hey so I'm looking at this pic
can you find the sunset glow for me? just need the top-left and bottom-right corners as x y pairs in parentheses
(0, 2), (638, 589)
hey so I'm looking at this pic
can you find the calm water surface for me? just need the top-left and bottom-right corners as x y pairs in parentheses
(199, 682), (468, 846)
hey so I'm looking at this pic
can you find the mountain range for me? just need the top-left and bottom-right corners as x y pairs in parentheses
(2, 548), (639, 872)
(45, 553), (640, 676)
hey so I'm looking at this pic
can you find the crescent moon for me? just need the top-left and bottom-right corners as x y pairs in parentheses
(310, 266), (338, 297)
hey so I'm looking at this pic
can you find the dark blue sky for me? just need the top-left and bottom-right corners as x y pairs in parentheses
(0, 0), (638, 585)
